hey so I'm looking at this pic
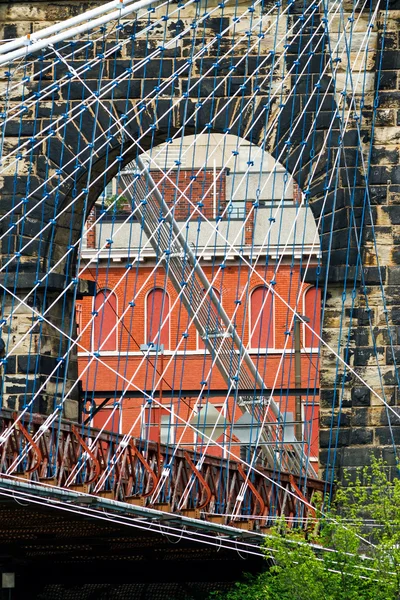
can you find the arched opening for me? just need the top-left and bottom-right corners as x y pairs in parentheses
(65, 128), (322, 470)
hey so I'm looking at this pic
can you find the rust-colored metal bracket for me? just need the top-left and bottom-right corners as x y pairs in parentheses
(289, 474), (316, 520)
(238, 464), (266, 516)
(12, 413), (42, 474)
(71, 425), (101, 485)
(183, 451), (212, 510)
(131, 444), (158, 498)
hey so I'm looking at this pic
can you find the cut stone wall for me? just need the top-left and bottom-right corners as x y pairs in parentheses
(326, 9), (400, 481)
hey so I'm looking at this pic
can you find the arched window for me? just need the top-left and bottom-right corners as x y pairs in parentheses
(92, 289), (117, 351)
(197, 287), (222, 350)
(146, 288), (170, 350)
(304, 287), (321, 349)
(250, 287), (274, 349)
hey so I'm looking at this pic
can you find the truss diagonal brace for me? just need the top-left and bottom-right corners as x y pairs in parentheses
(121, 158), (315, 477)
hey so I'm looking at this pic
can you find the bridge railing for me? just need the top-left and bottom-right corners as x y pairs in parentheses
(0, 410), (326, 531)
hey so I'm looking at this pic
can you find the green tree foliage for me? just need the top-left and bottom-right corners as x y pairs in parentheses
(104, 194), (128, 211)
(211, 460), (400, 600)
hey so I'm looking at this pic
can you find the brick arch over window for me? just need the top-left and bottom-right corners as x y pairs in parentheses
(92, 289), (118, 352)
(303, 287), (321, 350)
(146, 288), (170, 350)
(249, 287), (274, 350)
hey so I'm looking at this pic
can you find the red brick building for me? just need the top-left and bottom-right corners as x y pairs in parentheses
(77, 140), (321, 467)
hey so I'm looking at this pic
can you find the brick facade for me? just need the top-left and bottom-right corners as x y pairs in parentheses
(77, 263), (320, 461)
(151, 168), (227, 221)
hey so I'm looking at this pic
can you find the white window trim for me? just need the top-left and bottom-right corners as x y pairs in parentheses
(160, 403), (175, 445)
(75, 302), (83, 337)
(104, 177), (118, 198)
(77, 348), (320, 357)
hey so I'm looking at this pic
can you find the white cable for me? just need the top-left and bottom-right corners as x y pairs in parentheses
(0, 0), (171, 66)
(0, 0), (303, 239)
(90, 0), (380, 484)
(0, 0), (346, 354)
(0, 0), (384, 552)
(200, 6), (381, 509)
(3, 0), (354, 248)
(1, 146), (379, 547)
(0, 0), (331, 390)
(94, 17), (381, 501)
(0, 482), (265, 556)
(2, 1), (382, 468)
(0, 0), (346, 360)
(0, 0), (368, 244)
(1, 0), (382, 492)
(229, 0), (381, 514)
(0, 0), (158, 57)
(64, 398), (147, 488)
(0, 0), (195, 122)
(0, 0), (270, 183)
(0, 478), (388, 576)
(0, 0), (193, 179)
(0, 81), (372, 474)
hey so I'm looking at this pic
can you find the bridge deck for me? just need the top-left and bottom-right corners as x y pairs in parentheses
(0, 488), (267, 599)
